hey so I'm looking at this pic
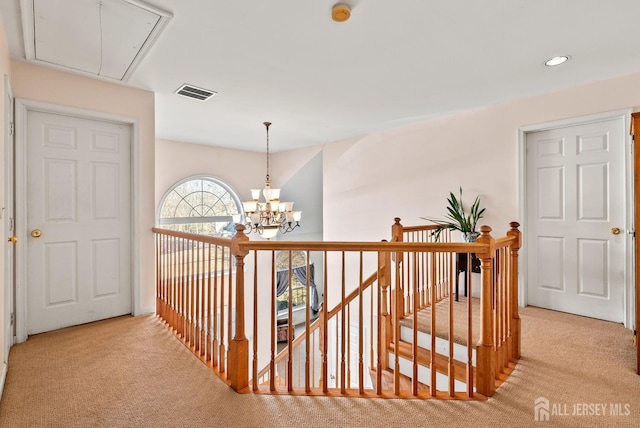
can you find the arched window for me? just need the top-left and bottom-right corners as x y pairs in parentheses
(157, 176), (241, 236)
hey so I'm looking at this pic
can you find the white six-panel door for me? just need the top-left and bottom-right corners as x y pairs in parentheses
(26, 111), (131, 334)
(526, 117), (625, 323)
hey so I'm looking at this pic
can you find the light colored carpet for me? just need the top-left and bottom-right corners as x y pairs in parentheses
(399, 295), (480, 346)
(0, 306), (638, 427)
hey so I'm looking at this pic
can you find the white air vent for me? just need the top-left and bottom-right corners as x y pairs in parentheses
(175, 84), (217, 101)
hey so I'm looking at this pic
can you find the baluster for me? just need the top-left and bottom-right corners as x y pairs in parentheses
(194, 241), (201, 354)
(227, 245), (234, 380)
(219, 245), (226, 374)
(358, 252), (364, 395)
(376, 251), (384, 395)
(252, 250), (259, 391)
(412, 251), (419, 396)
(212, 244), (219, 369)
(155, 233), (160, 317)
(466, 251), (474, 397)
(429, 248), (436, 397)
(199, 241), (205, 357)
(305, 251), (312, 393)
(287, 251), (293, 392)
(394, 249), (401, 395)
(269, 251), (276, 392)
(179, 237), (185, 339)
(188, 238), (194, 347)
(206, 243), (212, 365)
(448, 250), (455, 397)
(171, 236), (175, 329)
(169, 236), (174, 330)
(340, 252), (346, 394)
(321, 251), (328, 394)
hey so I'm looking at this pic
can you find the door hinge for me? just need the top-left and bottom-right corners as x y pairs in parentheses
(10, 313), (14, 326)
(9, 122), (14, 136)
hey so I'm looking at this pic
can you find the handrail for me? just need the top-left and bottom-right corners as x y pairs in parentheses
(400, 224), (441, 233)
(152, 227), (232, 246)
(239, 240), (486, 253)
(493, 235), (517, 249)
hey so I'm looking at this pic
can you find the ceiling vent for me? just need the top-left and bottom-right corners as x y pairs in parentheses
(176, 83), (217, 101)
(174, 84), (217, 101)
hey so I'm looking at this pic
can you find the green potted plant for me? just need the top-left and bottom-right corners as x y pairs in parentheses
(421, 187), (486, 242)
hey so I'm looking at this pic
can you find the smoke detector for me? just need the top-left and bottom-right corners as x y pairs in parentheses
(332, 4), (351, 22)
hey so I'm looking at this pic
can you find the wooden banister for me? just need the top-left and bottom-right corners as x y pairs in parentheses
(153, 219), (521, 400)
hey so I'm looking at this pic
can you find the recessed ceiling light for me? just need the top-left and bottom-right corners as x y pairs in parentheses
(545, 56), (570, 67)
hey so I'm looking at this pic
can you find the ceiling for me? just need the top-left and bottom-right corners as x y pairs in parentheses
(2, 0), (640, 152)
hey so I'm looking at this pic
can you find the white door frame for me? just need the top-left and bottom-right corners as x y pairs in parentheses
(14, 98), (141, 342)
(518, 109), (634, 328)
(1, 75), (14, 397)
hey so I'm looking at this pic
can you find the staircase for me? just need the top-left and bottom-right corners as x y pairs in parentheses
(153, 218), (522, 400)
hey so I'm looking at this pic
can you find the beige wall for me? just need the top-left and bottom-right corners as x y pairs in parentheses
(11, 61), (156, 316)
(155, 138), (266, 213)
(322, 71), (640, 241)
(155, 71), (640, 244)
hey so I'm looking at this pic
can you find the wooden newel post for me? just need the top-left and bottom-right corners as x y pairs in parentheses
(391, 218), (406, 315)
(392, 217), (403, 243)
(229, 224), (250, 392)
(507, 222), (522, 360)
(379, 242), (392, 369)
(475, 225), (496, 397)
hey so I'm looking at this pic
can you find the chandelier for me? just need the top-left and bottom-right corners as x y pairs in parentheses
(234, 122), (301, 239)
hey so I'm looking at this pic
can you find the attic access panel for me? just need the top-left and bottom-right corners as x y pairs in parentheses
(22, 0), (171, 81)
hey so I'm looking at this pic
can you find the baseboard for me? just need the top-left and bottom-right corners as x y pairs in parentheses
(0, 362), (7, 399)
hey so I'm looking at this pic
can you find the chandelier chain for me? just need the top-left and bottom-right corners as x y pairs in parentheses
(264, 121), (271, 181)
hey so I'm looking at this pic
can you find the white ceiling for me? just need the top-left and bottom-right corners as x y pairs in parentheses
(2, 0), (640, 152)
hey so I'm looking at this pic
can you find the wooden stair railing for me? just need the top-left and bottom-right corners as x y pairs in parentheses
(153, 228), (235, 383)
(153, 219), (521, 400)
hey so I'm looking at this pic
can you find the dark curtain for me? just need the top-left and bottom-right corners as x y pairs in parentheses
(292, 264), (320, 313)
(276, 270), (289, 297)
(275, 263), (320, 314)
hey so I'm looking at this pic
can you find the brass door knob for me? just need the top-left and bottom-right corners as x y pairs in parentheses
(611, 227), (621, 235)
(7, 236), (17, 243)
(31, 229), (42, 238)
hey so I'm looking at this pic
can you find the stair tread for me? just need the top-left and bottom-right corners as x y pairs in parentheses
(399, 295), (480, 346)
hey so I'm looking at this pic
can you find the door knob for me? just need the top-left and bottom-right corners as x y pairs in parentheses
(611, 227), (621, 235)
(7, 236), (17, 243)
(31, 229), (42, 238)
